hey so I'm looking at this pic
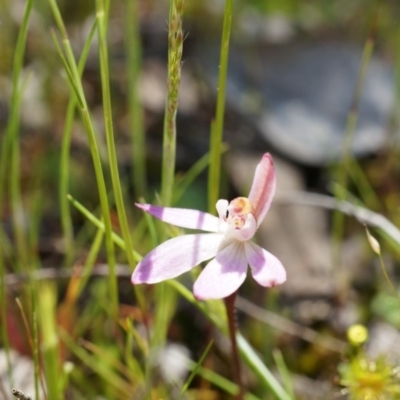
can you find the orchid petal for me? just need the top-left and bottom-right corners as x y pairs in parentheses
(132, 233), (224, 284)
(216, 199), (228, 219)
(247, 153), (276, 225)
(244, 241), (286, 287)
(136, 203), (219, 232)
(193, 241), (247, 300)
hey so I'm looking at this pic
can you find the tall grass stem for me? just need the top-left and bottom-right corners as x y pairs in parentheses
(4, 0), (33, 269)
(161, 0), (184, 207)
(95, 1), (136, 269)
(48, 0), (118, 315)
(126, 0), (147, 197)
(59, 20), (97, 268)
(332, 14), (377, 264)
(207, 0), (233, 213)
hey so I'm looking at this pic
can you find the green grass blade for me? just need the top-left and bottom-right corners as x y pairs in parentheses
(273, 349), (295, 400)
(207, 0), (233, 213)
(126, 0), (147, 197)
(237, 334), (292, 400)
(76, 228), (104, 298)
(38, 283), (62, 399)
(48, 0), (118, 315)
(67, 194), (142, 261)
(173, 145), (228, 205)
(4, 0), (33, 270)
(31, 285), (40, 400)
(185, 360), (261, 400)
(59, 330), (132, 398)
(331, 18), (376, 262)
(96, 0), (137, 273)
(181, 339), (214, 393)
(59, 19), (97, 268)
(124, 318), (145, 383)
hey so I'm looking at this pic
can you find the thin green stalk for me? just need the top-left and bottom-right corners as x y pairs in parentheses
(126, 0), (147, 197)
(59, 19), (97, 268)
(5, 0), (33, 269)
(95, 1), (147, 317)
(161, 0), (184, 207)
(366, 227), (400, 308)
(173, 144), (228, 204)
(38, 283), (63, 400)
(185, 361), (261, 400)
(273, 350), (295, 400)
(207, 0), (233, 213)
(80, 338), (137, 382)
(345, 157), (381, 210)
(237, 334), (292, 400)
(181, 340), (214, 394)
(76, 228), (104, 298)
(140, 202), (158, 250)
(124, 319), (145, 384)
(15, 297), (47, 398)
(0, 0), (31, 207)
(80, 108), (119, 314)
(59, 330), (133, 398)
(21, 162), (44, 397)
(48, 0), (118, 315)
(27, 168), (45, 270)
(152, 282), (177, 347)
(378, 254), (400, 308)
(59, 97), (78, 268)
(332, 13), (377, 264)
(31, 285), (41, 400)
(67, 194), (142, 262)
(224, 292), (244, 400)
(95, 0), (136, 272)
(10, 133), (28, 268)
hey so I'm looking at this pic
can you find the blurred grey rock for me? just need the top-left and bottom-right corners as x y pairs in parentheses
(0, 349), (44, 399)
(197, 42), (395, 165)
(367, 321), (400, 365)
(238, 11), (295, 43)
(292, 374), (339, 400)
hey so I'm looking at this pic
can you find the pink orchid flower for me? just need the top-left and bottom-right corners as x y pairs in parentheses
(132, 153), (286, 300)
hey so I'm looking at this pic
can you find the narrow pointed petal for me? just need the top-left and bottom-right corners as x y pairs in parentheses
(247, 153), (276, 225)
(193, 242), (248, 300)
(136, 203), (219, 232)
(245, 241), (286, 287)
(132, 233), (224, 284)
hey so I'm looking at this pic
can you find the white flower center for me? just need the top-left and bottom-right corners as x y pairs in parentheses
(216, 197), (257, 242)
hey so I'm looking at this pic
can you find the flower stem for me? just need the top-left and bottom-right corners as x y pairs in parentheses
(224, 291), (244, 400)
(208, 0), (233, 213)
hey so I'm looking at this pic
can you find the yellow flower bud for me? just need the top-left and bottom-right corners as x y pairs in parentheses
(347, 324), (368, 346)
